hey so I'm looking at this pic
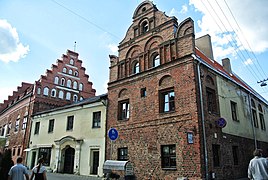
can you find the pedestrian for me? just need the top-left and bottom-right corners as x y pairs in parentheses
(30, 158), (47, 180)
(8, 156), (29, 180)
(248, 149), (268, 179)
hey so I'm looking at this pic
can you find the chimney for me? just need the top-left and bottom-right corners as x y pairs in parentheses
(222, 58), (232, 74)
(195, 34), (214, 60)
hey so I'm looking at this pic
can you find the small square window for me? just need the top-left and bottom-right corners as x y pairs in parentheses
(118, 100), (130, 120)
(141, 88), (146, 97)
(118, 147), (128, 161)
(161, 144), (176, 169)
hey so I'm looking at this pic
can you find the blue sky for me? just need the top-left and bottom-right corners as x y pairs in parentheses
(1, 0), (268, 103)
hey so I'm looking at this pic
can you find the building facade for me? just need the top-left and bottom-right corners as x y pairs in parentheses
(106, 1), (268, 180)
(0, 50), (96, 163)
(27, 94), (107, 177)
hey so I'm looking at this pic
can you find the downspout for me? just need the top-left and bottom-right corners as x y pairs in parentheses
(192, 54), (209, 180)
(248, 93), (257, 149)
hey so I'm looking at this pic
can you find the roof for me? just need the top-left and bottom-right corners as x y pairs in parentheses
(195, 48), (268, 105)
(32, 93), (107, 116)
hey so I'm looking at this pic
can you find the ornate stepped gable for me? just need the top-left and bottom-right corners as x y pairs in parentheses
(0, 82), (33, 113)
(33, 49), (96, 112)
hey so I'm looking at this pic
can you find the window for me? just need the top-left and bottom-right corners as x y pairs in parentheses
(232, 146), (239, 165)
(118, 147), (128, 161)
(48, 119), (54, 133)
(141, 88), (146, 97)
(212, 144), (220, 167)
(251, 100), (258, 128)
(92, 111), (101, 128)
(70, 58), (74, 65)
(61, 78), (65, 86)
(12, 148), (16, 156)
(66, 116), (74, 131)
(37, 87), (41, 95)
(39, 147), (51, 166)
(161, 145), (176, 169)
(43, 87), (49, 96)
(68, 69), (73, 75)
(51, 89), (56, 97)
(54, 76), (59, 84)
(74, 71), (79, 77)
(118, 100), (130, 120)
(73, 81), (78, 89)
(73, 94), (78, 102)
(159, 89), (175, 113)
(22, 116), (27, 130)
(230, 101), (238, 121)
(153, 54), (160, 67)
(206, 87), (217, 113)
(67, 79), (72, 88)
(79, 83), (83, 91)
(63, 67), (67, 73)
(66, 92), (71, 100)
(141, 21), (149, 33)
(258, 105), (266, 130)
(34, 122), (40, 135)
(133, 62), (139, 74)
(7, 122), (11, 135)
(17, 147), (21, 156)
(59, 90), (64, 99)
(15, 117), (20, 132)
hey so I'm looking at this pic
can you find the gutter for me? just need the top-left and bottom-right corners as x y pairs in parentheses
(192, 54), (209, 180)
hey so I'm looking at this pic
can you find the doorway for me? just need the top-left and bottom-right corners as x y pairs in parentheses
(63, 147), (75, 174)
(91, 151), (99, 175)
(31, 151), (36, 169)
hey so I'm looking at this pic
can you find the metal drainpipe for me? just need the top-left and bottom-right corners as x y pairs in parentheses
(192, 54), (209, 180)
(248, 93), (257, 149)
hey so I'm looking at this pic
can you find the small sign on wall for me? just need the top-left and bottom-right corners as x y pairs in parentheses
(187, 132), (194, 144)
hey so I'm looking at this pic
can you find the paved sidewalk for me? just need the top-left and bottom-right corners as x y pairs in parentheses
(46, 172), (103, 180)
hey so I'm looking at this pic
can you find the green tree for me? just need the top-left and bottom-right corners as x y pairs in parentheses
(0, 149), (14, 180)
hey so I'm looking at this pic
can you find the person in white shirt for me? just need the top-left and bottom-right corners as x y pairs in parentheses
(8, 156), (29, 180)
(30, 158), (47, 180)
(248, 149), (268, 180)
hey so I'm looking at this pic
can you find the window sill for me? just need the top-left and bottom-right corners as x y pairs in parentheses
(118, 118), (129, 121)
(162, 168), (177, 171)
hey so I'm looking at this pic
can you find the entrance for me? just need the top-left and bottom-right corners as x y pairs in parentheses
(31, 152), (36, 169)
(92, 151), (99, 175)
(63, 147), (75, 174)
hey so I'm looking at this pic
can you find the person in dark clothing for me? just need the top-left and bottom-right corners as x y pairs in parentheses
(30, 158), (47, 180)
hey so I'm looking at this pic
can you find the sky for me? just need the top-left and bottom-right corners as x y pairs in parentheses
(1, 0), (268, 103)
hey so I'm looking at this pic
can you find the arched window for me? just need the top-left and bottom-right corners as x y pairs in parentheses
(43, 87), (49, 96)
(37, 87), (41, 95)
(79, 83), (83, 91)
(73, 81), (78, 89)
(66, 92), (71, 100)
(63, 67), (67, 73)
(70, 58), (74, 65)
(141, 21), (149, 33)
(59, 91), (64, 99)
(54, 76), (59, 84)
(61, 78), (65, 86)
(73, 94), (78, 102)
(133, 62), (140, 74)
(67, 80), (72, 88)
(51, 89), (56, 97)
(74, 71), (79, 77)
(68, 69), (73, 75)
(153, 54), (160, 67)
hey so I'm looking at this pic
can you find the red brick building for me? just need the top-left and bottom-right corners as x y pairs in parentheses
(0, 49), (95, 163)
(106, 1), (268, 180)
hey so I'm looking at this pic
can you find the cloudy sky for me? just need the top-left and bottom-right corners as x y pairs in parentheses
(0, 0), (268, 103)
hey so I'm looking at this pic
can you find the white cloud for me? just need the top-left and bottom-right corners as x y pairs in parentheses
(0, 19), (29, 63)
(167, 8), (179, 17)
(189, 0), (268, 59)
(180, 4), (188, 14)
(107, 43), (118, 54)
(244, 58), (253, 66)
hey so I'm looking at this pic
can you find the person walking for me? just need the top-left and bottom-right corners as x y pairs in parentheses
(8, 156), (29, 180)
(30, 158), (47, 180)
(248, 149), (268, 180)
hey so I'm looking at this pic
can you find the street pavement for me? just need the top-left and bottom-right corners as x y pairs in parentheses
(29, 172), (103, 180)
